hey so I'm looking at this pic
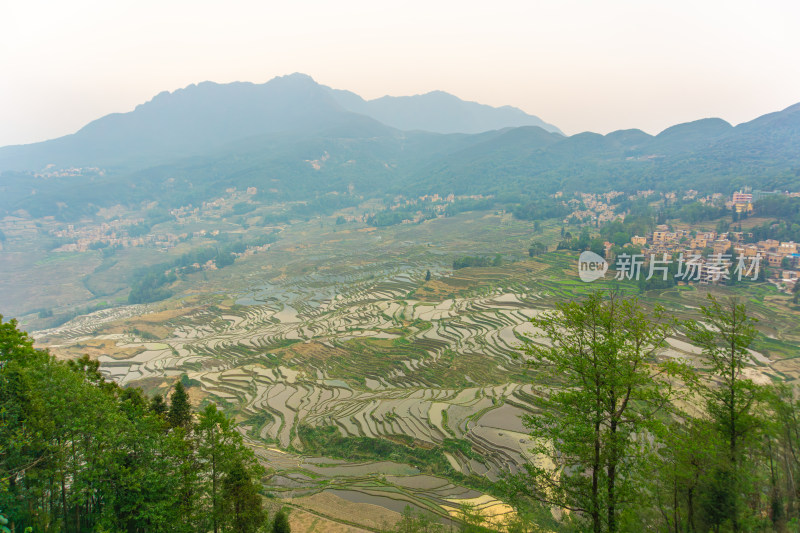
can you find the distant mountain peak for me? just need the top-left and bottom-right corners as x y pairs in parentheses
(326, 85), (562, 135)
(656, 117), (733, 137)
(9, 74), (796, 182)
(272, 72), (318, 84)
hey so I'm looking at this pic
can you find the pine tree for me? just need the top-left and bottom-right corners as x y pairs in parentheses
(168, 380), (197, 529)
(196, 403), (230, 533)
(168, 381), (192, 429)
(222, 458), (266, 533)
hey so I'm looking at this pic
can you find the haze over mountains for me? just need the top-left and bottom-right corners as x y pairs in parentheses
(327, 85), (562, 135)
(0, 73), (561, 171)
(0, 73), (799, 220)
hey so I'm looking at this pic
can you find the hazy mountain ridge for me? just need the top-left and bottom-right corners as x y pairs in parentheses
(405, 103), (800, 195)
(0, 75), (799, 219)
(326, 87), (563, 135)
(0, 74), (359, 171)
(0, 73), (560, 172)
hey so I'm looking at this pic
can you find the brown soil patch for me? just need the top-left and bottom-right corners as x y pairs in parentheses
(284, 341), (351, 363)
(105, 305), (204, 338)
(413, 280), (453, 301)
(186, 385), (210, 406)
(286, 506), (373, 533)
(102, 321), (173, 339)
(289, 492), (401, 531)
(125, 377), (171, 395)
(51, 339), (144, 361)
(135, 307), (197, 323)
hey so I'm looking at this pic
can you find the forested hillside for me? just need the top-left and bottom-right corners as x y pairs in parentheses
(1, 77), (799, 222)
(0, 317), (267, 532)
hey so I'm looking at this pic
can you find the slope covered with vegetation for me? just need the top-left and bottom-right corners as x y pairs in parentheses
(0, 317), (267, 533)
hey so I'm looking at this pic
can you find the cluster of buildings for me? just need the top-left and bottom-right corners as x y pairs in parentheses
(382, 193), (491, 224)
(52, 227), (230, 253)
(234, 242), (273, 258)
(730, 191), (754, 213)
(726, 188), (800, 213)
(565, 193), (624, 224)
(33, 166), (105, 179)
(693, 191), (725, 205)
(53, 231), (188, 253)
(50, 218), (141, 242)
(389, 193), (478, 211)
(39, 186), (270, 253)
(627, 226), (800, 287)
(170, 187), (258, 222)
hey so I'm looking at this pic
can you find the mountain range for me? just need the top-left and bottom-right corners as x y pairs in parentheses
(0, 73), (560, 172)
(1, 74), (799, 220)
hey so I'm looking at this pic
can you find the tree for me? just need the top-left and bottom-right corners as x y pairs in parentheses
(764, 383), (800, 529)
(456, 502), (485, 532)
(0, 316), (268, 533)
(391, 505), (446, 532)
(650, 415), (720, 533)
(222, 458), (267, 533)
(196, 403), (232, 533)
(685, 294), (763, 532)
(196, 403), (265, 533)
(511, 291), (690, 533)
(272, 507), (291, 533)
(168, 380), (192, 429)
(150, 393), (168, 416)
(528, 242), (547, 257)
(425, 270), (432, 282)
(1, 316), (185, 532)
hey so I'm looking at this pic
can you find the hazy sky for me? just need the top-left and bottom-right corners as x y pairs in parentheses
(1, 0), (799, 146)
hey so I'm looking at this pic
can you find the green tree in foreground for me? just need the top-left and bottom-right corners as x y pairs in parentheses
(0, 315), (266, 533)
(685, 294), (763, 532)
(222, 457), (267, 533)
(511, 290), (692, 533)
(764, 383), (800, 531)
(456, 502), (486, 532)
(150, 393), (168, 416)
(196, 402), (266, 533)
(272, 507), (291, 533)
(168, 380), (192, 429)
(391, 505), (447, 532)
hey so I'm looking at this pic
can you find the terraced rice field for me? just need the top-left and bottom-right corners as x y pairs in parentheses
(32, 211), (800, 530)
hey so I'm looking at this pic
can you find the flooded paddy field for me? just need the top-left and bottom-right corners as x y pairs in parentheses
(32, 212), (800, 530)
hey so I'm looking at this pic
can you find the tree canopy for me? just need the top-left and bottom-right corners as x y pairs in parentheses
(0, 315), (266, 532)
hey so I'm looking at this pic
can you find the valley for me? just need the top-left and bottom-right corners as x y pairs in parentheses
(19, 207), (800, 531)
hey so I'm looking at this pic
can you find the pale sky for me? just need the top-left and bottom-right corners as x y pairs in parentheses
(1, 0), (799, 146)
